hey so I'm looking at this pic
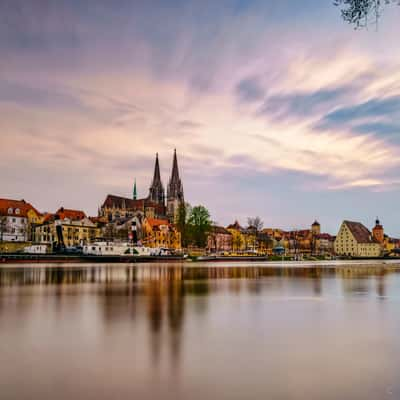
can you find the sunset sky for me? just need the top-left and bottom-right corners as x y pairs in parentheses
(1, 0), (400, 234)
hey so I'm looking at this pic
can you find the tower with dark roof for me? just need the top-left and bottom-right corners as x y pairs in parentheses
(372, 217), (384, 244)
(148, 153), (165, 206)
(311, 220), (321, 235)
(167, 149), (184, 222)
(133, 179), (137, 200)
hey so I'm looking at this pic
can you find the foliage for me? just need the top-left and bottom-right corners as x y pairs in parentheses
(334, 0), (399, 28)
(0, 216), (7, 242)
(247, 216), (264, 233)
(231, 229), (244, 251)
(187, 205), (212, 248)
(176, 202), (191, 247)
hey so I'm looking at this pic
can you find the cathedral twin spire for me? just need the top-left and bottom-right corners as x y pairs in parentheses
(147, 150), (184, 208)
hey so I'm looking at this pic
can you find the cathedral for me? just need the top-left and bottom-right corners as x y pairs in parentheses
(100, 150), (184, 223)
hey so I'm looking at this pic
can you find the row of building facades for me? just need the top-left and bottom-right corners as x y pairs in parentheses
(1, 150), (399, 257)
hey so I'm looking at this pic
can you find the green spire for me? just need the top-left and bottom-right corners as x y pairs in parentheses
(133, 179), (137, 200)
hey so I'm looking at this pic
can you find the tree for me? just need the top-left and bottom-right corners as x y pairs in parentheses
(187, 205), (212, 248)
(247, 217), (264, 233)
(176, 202), (191, 248)
(334, 0), (399, 28)
(0, 216), (7, 242)
(231, 229), (244, 252)
(247, 217), (264, 252)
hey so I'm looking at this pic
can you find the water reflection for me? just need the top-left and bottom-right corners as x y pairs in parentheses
(1, 263), (400, 400)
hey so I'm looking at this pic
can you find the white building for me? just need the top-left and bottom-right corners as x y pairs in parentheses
(0, 200), (29, 242)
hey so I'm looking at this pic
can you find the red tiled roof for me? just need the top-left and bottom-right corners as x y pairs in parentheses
(42, 213), (55, 223)
(0, 198), (40, 218)
(56, 207), (86, 220)
(344, 221), (379, 244)
(146, 218), (170, 228)
(316, 233), (334, 240)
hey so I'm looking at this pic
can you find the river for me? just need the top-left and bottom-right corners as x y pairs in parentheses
(1, 261), (400, 400)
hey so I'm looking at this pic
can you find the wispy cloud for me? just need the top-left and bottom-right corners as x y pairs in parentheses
(2, 0), (400, 233)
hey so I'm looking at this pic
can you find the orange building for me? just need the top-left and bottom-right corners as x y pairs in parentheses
(142, 217), (181, 249)
(372, 218), (384, 244)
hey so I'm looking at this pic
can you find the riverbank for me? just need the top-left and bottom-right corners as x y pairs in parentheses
(0, 253), (186, 264)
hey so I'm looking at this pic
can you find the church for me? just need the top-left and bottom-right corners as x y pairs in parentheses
(100, 150), (184, 223)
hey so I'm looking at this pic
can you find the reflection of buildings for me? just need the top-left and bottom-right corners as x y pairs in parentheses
(1, 263), (397, 370)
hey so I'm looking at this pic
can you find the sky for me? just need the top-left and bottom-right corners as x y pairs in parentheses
(1, 0), (400, 235)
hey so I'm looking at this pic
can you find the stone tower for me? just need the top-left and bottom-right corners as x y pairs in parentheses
(372, 218), (384, 244)
(167, 149), (184, 222)
(311, 220), (321, 236)
(148, 153), (165, 205)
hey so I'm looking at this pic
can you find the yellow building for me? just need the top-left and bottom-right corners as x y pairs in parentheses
(334, 220), (382, 258)
(34, 216), (101, 247)
(142, 218), (181, 250)
(226, 221), (245, 252)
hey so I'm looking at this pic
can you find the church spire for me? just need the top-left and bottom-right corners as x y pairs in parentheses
(171, 149), (179, 183)
(133, 179), (137, 200)
(152, 153), (161, 186)
(148, 153), (165, 205)
(167, 149), (184, 222)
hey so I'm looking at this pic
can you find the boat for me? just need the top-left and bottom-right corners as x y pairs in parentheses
(82, 242), (153, 257)
(23, 244), (48, 254)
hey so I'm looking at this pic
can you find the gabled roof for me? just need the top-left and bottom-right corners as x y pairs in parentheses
(343, 221), (379, 244)
(102, 194), (145, 210)
(56, 207), (86, 220)
(101, 194), (165, 214)
(0, 198), (40, 217)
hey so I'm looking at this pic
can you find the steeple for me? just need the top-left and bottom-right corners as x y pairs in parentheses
(167, 149), (184, 222)
(171, 149), (179, 182)
(133, 179), (137, 200)
(167, 149), (184, 201)
(153, 153), (161, 185)
(148, 153), (165, 205)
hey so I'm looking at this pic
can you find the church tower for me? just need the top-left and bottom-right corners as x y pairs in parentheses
(167, 149), (184, 222)
(133, 179), (137, 200)
(372, 217), (384, 244)
(148, 153), (165, 205)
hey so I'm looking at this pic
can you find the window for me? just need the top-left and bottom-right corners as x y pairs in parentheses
(8, 208), (13, 214)
(15, 208), (20, 215)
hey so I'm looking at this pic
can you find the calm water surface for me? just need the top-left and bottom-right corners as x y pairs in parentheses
(1, 262), (400, 400)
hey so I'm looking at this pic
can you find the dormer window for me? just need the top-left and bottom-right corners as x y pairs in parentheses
(8, 208), (13, 214)
(15, 208), (20, 215)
